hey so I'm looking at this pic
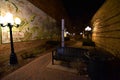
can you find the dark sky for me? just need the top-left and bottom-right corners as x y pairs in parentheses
(62, 0), (105, 32)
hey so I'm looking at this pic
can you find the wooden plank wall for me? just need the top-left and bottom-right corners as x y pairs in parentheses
(91, 0), (120, 58)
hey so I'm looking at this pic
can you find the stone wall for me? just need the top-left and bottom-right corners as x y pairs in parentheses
(0, 0), (60, 44)
(91, 0), (120, 58)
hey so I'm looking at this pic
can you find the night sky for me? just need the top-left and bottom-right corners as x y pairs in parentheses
(62, 0), (105, 33)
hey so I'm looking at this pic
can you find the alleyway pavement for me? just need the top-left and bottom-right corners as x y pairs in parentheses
(1, 52), (90, 80)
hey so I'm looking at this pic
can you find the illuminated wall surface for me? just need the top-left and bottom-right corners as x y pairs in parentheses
(0, 0), (58, 43)
(91, 0), (120, 58)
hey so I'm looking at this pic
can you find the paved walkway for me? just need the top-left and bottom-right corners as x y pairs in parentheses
(1, 52), (90, 80)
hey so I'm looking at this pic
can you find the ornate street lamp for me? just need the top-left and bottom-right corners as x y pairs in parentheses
(0, 12), (21, 65)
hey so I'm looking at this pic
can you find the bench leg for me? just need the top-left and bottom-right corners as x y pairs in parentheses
(52, 58), (54, 65)
(52, 51), (54, 65)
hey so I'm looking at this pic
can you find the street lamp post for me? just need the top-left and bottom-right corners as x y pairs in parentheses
(0, 12), (21, 65)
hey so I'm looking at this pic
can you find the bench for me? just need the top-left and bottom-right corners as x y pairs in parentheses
(52, 47), (89, 65)
(82, 41), (95, 47)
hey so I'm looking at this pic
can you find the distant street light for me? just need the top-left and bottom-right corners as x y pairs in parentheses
(85, 26), (92, 39)
(80, 32), (83, 35)
(85, 26), (92, 31)
(0, 12), (21, 65)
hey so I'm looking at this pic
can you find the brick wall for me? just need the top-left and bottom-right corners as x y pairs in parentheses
(91, 0), (120, 58)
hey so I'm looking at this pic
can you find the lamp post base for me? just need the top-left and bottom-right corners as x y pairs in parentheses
(10, 52), (18, 65)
